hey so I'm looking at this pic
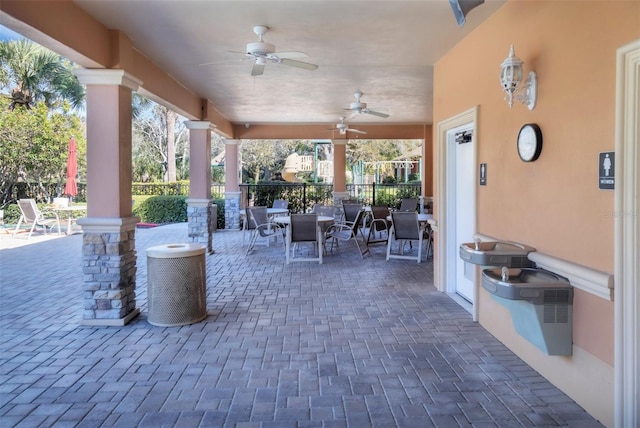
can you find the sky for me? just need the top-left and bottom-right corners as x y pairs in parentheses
(0, 25), (24, 42)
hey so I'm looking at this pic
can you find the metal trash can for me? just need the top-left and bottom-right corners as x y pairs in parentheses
(146, 243), (207, 326)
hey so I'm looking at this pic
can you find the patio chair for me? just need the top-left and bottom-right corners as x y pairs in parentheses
(342, 203), (362, 224)
(425, 222), (434, 259)
(13, 199), (61, 239)
(272, 199), (289, 210)
(246, 206), (283, 255)
(399, 198), (418, 212)
(241, 206), (256, 245)
(314, 205), (339, 235)
(315, 205), (338, 219)
(325, 208), (369, 258)
(366, 205), (391, 246)
(286, 213), (323, 264)
(341, 199), (359, 205)
(386, 211), (426, 263)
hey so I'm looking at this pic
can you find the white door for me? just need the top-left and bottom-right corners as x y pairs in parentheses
(446, 125), (475, 302)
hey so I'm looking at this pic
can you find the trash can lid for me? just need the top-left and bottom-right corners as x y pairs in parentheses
(146, 243), (206, 258)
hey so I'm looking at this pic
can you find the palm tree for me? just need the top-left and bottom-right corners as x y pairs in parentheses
(0, 39), (84, 110)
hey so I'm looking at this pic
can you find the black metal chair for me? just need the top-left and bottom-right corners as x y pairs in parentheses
(246, 206), (283, 255)
(386, 211), (426, 263)
(286, 213), (323, 264)
(325, 209), (369, 259)
(398, 198), (418, 212)
(366, 205), (391, 246)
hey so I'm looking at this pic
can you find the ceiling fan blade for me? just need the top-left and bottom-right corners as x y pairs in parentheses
(344, 110), (359, 119)
(363, 109), (390, 118)
(348, 128), (367, 135)
(199, 57), (252, 67)
(279, 58), (319, 71)
(251, 63), (265, 76)
(274, 51), (309, 59)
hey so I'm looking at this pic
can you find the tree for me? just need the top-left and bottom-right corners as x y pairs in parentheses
(132, 101), (188, 182)
(0, 39), (86, 206)
(0, 98), (86, 206)
(347, 139), (421, 175)
(241, 139), (313, 183)
(0, 39), (84, 111)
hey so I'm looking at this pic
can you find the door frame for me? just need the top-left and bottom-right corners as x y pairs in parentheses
(435, 106), (479, 320)
(445, 123), (475, 303)
(614, 39), (640, 428)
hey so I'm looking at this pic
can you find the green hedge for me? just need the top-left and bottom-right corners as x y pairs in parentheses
(132, 195), (225, 229)
(3, 195), (226, 229)
(133, 195), (188, 224)
(1, 204), (21, 224)
(0, 203), (77, 225)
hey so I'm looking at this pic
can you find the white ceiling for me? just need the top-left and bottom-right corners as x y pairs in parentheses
(73, 0), (505, 127)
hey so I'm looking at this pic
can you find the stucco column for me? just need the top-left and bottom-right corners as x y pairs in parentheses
(224, 139), (241, 229)
(332, 140), (349, 204)
(74, 69), (142, 326)
(184, 121), (214, 252)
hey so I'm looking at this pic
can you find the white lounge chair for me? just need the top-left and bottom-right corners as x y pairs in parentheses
(13, 199), (61, 239)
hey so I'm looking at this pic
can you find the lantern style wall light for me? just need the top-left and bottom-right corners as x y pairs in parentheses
(500, 45), (537, 110)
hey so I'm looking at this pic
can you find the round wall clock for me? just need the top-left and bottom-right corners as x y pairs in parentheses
(517, 123), (543, 162)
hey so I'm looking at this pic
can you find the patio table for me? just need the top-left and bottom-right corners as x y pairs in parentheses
(54, 205), (87, 235)
(273, 215), (335, 226)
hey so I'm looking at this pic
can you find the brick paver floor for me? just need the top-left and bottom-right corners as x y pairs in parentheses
(0, 223), (603, 427)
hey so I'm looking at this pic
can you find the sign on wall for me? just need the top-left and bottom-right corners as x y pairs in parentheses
(598, 152), (615, 190)
(479, 163), (487, 186)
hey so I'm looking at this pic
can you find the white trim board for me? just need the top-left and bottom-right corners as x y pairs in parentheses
(614, 38), (640, 428)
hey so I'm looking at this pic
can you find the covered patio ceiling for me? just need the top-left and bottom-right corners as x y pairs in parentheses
(1, 0), (506, 138)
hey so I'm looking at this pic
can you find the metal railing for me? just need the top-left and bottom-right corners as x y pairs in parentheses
(240, 182), (422, 213)
(131, 182), (225, 198)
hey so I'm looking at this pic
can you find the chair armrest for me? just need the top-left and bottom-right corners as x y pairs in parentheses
(325, 222), (351, 235)
(369, 218), (389, 231)
(41, 208), (60, 221)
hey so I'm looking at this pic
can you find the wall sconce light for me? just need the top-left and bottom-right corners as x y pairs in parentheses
(500, 45), (537, 110)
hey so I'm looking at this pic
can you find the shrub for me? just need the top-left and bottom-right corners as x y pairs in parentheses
(1, 204), (21, 224)
(133, 195), (187, 224)
(212, 198), (225, 230)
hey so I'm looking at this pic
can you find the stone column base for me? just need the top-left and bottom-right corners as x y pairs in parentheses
(225, 191), (241, 230)
(76, 216), (140, 326)
(187, 199), (213, 252)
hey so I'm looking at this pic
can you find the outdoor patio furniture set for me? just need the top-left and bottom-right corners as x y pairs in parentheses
(244, 198), (434, 264)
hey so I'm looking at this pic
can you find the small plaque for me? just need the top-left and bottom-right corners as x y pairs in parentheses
(479, 163), (487, 186)
(599, 152), (615, 190)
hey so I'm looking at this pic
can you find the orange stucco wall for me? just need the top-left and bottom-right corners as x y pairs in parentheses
(435, 0), (638, 272)
(433, 1), (639, 425)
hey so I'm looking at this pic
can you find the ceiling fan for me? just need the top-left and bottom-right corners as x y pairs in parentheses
(329, 117), (367, 135)
(344, 91), (389, 118)
(233, 25), (319, 76)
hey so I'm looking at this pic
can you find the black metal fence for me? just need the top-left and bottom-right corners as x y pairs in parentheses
(131, 182), (225, 198)
(241, 182), (422, 214)
(4, 182), (88, 205)
(6, 181), (423, 221)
